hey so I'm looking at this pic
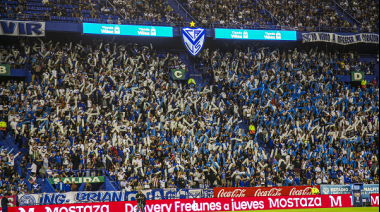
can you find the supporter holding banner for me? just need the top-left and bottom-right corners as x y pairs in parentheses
(214, 186), (318, 198)
(302, 32), (379, 45)
(11, 194), (353, 212)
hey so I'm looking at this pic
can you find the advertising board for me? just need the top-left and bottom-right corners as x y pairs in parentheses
(12, 194), (353, 212)
(83, 23), (173, 37)
(214, 29), (297, 41)
(214, 186), (318, 198)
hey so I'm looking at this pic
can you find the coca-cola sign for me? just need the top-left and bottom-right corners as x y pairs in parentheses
(214, 186), (320, 198)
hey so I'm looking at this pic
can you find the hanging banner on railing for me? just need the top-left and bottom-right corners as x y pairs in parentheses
(321, 184), (379, 196)
(0, 20), (45, 36)
(302, 32), (379, 45)
(321, 185), (351, 195)
(362, 184), (380, 198)
(48, 176), (104, 184)
(18, 189), (214, 206)
(11, 194), (354, 212)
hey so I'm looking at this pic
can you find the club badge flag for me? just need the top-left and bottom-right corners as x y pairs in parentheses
(0, 64), (10, 76)
(171, 69), (186, 80)
(351, 71), (365, 81)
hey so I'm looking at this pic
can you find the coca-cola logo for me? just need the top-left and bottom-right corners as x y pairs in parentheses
(254, 188), (283, 197)
(217, 189), (246, 198)
(289, 187), (313, 196)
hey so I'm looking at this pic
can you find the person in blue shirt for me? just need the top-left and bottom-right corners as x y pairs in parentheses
(65, 181), (71, 192)
(32, 182), (40, 194)
(56, 178), (65, 193)
(306, 167), (312, 185)
(55, 152), (62, 170)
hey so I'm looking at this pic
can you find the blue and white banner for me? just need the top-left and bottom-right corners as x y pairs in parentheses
(18, 189), (214, 206)
(321, 185), (351, 195)
(302, 32), (379, 45)
(362, 184), (379, 198)
(321, 184), (379, 196)
(0, 20), (45, 36)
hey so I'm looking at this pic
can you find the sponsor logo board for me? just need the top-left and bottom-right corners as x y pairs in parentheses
(214, 186), (318, 198)
(10, 194), (353, 212)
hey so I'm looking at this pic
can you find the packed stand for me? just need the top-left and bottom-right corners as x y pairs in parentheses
(259, 0), (354, 31)
(179, 0), (275, 28)
(0, 39), (379, 197)
(112, 0), (185, 26)
(197, 46), (379, 186)
(339, 0), (379, 32)
(0, 0), (183, 26)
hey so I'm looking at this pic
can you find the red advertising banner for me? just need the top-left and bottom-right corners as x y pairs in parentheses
(0, 195), (17, 211)
(10, 194), (352, 212)
(371, 193), (379, 207)
(213, 186), (320, 198)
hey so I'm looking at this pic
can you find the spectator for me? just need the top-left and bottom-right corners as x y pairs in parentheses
(84, 180), (92, 191)
(71, 181), (78, 191)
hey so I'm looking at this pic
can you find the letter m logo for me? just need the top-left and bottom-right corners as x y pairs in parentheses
(329, 196), (342, 207)
(372, 195), (379, 206)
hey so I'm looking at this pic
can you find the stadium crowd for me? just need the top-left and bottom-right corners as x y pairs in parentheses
(0, 0), (378, 31)
(259, 0), (351, 31)
(176, 0), (379, 32)
(339, 0), (379, 33)
(0, 38), (378, 197)
(0, 0), (183, 25)
(180, 0), (274, 28)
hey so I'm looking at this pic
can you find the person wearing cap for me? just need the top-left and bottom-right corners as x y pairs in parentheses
(135, 190), (146, 212)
